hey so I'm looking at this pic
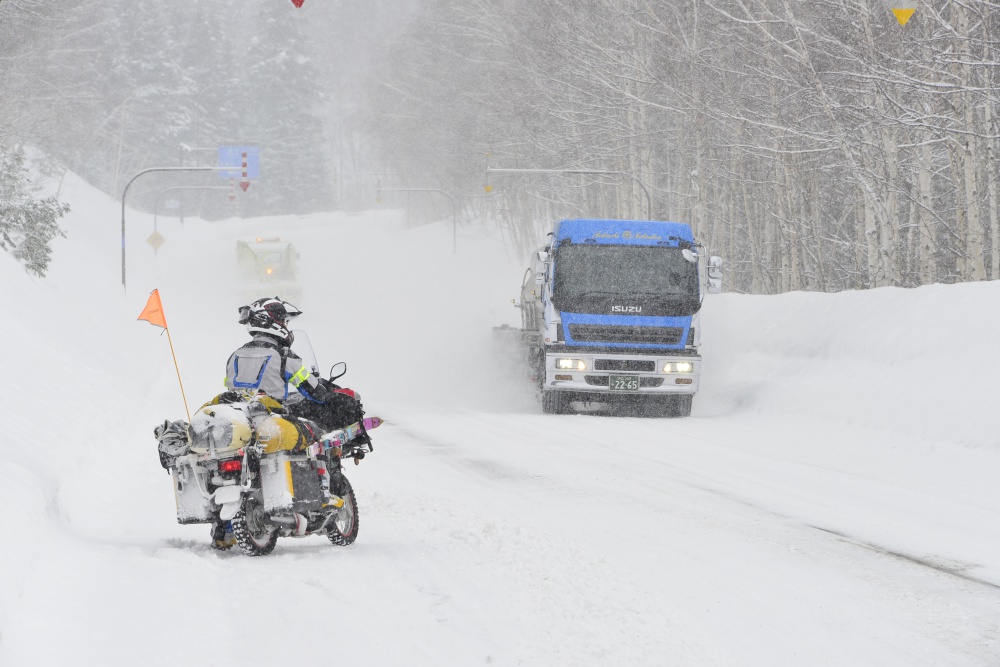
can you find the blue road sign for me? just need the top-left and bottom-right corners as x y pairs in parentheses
(218, 145), (260, 179)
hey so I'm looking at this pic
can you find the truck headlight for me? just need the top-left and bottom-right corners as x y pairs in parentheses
(663, 361), (694, 373)
(555, 358), (586, 371)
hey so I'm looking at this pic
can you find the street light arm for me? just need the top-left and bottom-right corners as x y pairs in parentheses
(120, 166), (231, 292)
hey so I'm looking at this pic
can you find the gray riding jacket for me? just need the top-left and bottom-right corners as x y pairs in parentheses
(224, 334), (323, 402)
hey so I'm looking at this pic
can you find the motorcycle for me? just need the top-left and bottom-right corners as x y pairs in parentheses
(155, 358), (381, 556)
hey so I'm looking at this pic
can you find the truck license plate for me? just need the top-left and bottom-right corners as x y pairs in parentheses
(609, 375), (640, 391)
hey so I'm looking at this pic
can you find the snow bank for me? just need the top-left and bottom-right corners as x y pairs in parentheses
(699, 283), (1000, 450)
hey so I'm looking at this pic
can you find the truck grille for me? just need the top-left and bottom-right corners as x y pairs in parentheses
(594, 359), (656, 372)
(585, 376), (665, 388)
(569, 325), (683, 346)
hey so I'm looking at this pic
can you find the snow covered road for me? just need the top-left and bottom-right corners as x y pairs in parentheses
(8, 407), (996, 666)
(365, 406), (1000, 665)
(2, 177), (998, 665)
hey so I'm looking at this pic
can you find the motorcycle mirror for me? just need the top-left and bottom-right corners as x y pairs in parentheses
(329, 361), (347, 381)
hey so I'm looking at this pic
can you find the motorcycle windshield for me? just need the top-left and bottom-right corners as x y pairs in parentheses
(290, 329), (320, 375)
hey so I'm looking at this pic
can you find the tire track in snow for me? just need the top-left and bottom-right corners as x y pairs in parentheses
(810, 526), (1000, 591)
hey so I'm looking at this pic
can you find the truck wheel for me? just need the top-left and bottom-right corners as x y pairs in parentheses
(541, 390), (564, 414)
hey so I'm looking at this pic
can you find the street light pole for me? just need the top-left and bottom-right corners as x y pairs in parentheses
(485, 167), (653, 220)
(121, 166), (236, 292)
(377, 187), (459, 254)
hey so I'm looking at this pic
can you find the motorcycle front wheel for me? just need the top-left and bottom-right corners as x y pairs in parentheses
(327, 474), (359, 546)
(232, 498), (279, 556)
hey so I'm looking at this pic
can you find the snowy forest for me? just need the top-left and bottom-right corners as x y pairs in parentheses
(2, 0), (999, 292)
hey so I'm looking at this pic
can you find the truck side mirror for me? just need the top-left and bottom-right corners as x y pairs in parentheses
(707, 256), (722, 293)
(534, 272), (545, 285)
(537, 251), (549, 263)
(708, 256), (722, 279)
(706, 256), (723, 293)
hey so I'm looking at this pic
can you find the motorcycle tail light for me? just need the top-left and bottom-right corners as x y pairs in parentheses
(219, 460), (242, 473)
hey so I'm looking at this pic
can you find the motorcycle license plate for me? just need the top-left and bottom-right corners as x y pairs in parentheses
(609, 375), (640, 391)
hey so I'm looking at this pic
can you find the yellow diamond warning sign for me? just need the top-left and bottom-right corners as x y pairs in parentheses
(147, 231), (166, 251)
(892, 8), (915, 25)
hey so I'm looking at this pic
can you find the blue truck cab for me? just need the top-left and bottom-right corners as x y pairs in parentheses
(513, 218), (722, 416)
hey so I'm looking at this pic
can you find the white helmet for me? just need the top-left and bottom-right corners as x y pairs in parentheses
(238, 296), (302, 345)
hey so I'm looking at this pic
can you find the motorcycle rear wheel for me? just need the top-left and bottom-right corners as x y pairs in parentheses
(232, 499), (279, 556)
(327, 474), (359, 546)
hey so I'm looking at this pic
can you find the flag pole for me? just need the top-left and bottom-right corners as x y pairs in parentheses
(138, 289), (191, 422)
(164, 327), (191, 422)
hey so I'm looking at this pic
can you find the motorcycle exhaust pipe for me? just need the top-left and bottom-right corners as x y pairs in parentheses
(268, 513), (309, 536)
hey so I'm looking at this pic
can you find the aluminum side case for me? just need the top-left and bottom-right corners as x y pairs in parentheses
(258, 451), (324, 513)
(171, 457), (215, 524)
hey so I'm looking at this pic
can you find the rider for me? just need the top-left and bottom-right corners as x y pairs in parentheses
(225, 296), (335, 405)
(225, 297), (365, 434)
(210, 296), (347, 550)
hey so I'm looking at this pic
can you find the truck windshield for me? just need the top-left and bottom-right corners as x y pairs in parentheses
(552, 244), (700, 316)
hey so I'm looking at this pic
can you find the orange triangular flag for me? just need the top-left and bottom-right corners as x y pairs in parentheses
(138, 289), (168, 329)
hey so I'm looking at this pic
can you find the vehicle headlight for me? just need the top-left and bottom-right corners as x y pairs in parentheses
(555, 358), (586, 371)
(663, 361), (694, 373)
